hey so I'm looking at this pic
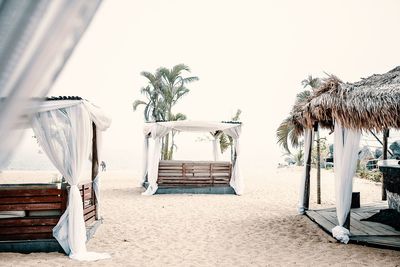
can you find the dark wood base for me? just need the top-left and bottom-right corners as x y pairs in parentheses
(0, 218), (102, 254)
(143, 182), (235, 195)
(305, 203), (400, 250)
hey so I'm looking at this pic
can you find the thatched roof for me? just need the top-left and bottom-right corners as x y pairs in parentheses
(290, 66), (400, 137)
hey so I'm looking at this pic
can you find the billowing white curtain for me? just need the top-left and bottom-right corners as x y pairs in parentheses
(0, 0), (102, 169)
(141, 136), (149, 185)
(331, 122), (361, 244)
(298, 128), (314, 214)
(142, 125), (170, 195)
(223, 126), (243, 195)
(211, 132), (222, 161)
(32, 104), (109, 261)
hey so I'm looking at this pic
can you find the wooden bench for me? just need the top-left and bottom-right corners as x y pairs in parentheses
(0, 181), (97, 242)
(157, 160), (232, 188)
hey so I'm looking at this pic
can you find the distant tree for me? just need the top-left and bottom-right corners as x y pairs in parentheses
(133, 64), (198, 160)
(218, 109), (241, 162)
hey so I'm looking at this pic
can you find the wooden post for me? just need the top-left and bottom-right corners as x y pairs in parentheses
(314, 123), (321, 204)
(303, 132), (313, 210)
(343, 211), (351, 231)
(91, 123), (99, 220)
(382, 129), (389, 201)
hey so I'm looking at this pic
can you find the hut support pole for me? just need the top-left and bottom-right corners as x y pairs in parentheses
(343, 211), (351, 231)
(303, 134), (313, 210)
(382, 129), (389, 201)
(314, 123), (321, 204)
(91, 123), (99, 220)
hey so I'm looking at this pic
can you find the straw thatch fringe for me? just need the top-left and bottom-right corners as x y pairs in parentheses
(289, 66), (400, 138)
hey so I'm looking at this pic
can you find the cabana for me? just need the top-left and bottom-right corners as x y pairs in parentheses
(0, 97), (111, 260)
(141, 121), (243, 195)
(289, 66), (400, 249)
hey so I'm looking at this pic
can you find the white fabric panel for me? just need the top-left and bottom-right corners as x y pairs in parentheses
(142, 124), (171, 195)
(83, 101), (112, 131)
(92, 175), (100, 218)
(0, 0), (102, 169)
(297, 128), (314, 214)
(211, 132), (222, 161)
(223, 126), (243, 195)
(32, 104), (109, 260)
(332, 122), (361, 244)
(141, 137), (149, 185)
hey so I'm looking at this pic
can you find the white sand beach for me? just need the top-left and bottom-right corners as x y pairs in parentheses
(1, 168), (400, 266)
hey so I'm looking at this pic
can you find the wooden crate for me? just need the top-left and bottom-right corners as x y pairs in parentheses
(0, 182), (96, 242)
(158, 160), (232, 188)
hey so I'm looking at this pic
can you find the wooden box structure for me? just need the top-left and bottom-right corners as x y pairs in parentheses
(158, 160), (232, 188)
(0, 182), (97, 244)
(0, 97), (110, 253)
(142, 121), (242, 195)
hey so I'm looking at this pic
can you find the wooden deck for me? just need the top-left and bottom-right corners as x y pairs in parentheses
(306, 202), (400, 250)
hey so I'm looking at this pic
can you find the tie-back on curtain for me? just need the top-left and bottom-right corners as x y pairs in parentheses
(332, 122), (361, 244)
(32, 104), (110, 261)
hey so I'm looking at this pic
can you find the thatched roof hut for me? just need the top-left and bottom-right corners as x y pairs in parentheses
(290, 66), (400, 138)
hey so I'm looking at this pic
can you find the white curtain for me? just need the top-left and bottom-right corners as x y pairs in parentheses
(0, 0), (102, 169)
(223, 126), (243, 195)
(142, 125), (170, 195)
(298, 128), (314, 214)
(141, 136), (149, 185)
(32, 104), (109, 261)
(211, 132), (222, 161)
(331, 122), (361, 244)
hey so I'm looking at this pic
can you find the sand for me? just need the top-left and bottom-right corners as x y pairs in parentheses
(1, 167), (400, 266)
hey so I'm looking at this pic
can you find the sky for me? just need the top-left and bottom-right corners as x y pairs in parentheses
(10, 0), (400, 175)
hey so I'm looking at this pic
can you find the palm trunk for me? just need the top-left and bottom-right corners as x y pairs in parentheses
(163, 134), (169, 160)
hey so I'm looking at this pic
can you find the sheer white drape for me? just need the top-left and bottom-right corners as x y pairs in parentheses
(0, 0), (102, 169)
(32, 104), (109, 261)
(298, 128), (314, 214)
(212, 132), (222, 161)
(141, 136), (149, 185)
(332, 122), (361, 243)
(142, 125), (170, 195)
(223, 126), (243, 195)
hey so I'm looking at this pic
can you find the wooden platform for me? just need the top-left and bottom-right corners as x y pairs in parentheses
(306, 202), (400, 250)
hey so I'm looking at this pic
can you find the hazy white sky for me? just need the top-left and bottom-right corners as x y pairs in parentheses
(44, 0), (400, 174)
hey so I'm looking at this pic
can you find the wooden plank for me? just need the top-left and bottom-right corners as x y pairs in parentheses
(0, 203), (62, 211)
(84, 211), (96, 221)
(0, 217), (59, 227)
(0, 232), (54, 241)
(0, 189), (62, 197)
(0, 196), (62, 204)
(318, 210), (366, 235)
(306, 210), (336, 233)
(85, 216), (95, 226)
(83, 205), (96, 214)
(0, 226), (54, 235)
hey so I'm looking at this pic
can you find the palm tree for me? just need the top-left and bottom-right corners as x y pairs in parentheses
(132, 71), (164, 121)
(301, 75), (321, 90)
(276, 90), (311, 154)
(156, 64), (198, 159)
(133, 64), (199, 160)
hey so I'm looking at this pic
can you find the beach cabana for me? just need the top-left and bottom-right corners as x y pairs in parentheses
(290, 66), (400, 248)
(141, 121), (243, 195)
(0, 97), (111, 260)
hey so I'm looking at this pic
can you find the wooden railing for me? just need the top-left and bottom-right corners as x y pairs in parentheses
(158, 160), (232, 188)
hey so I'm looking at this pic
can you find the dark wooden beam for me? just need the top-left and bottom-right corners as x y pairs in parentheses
(382, 129), (389, 201)
(91, 123), (99, 220)
(303, 132), (313, 210)
(314, 123), (321, 204)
